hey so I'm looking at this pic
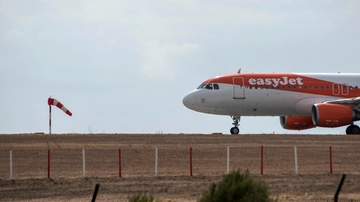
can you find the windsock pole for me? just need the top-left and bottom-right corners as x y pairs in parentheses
(49, 95), (52, 135)
(47, 95), (72, 134)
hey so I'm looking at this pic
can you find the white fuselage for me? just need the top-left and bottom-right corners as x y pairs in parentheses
(183, 73), (360, 117)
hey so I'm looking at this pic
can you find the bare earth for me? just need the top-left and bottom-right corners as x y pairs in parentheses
(1, 133), (360, 202)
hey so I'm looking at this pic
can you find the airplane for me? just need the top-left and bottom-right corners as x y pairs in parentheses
(182, 70), (360, 135)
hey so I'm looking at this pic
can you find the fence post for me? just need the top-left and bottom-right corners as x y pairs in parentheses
(118, 148), (121, 177)
(260, 146), (263, 175)
(91, 183), (100, 202)
(227, 147), (230, 174)
(10, 150), (12, 180)
(334, 174), (346, 202)
(294, 146), (298, 174)
(82, 149), (86, 178)
(155, 147), (158, 176)
(48, 150), (51, 178)
(329, 146), (333, 174)
(190, 147), (193, 176)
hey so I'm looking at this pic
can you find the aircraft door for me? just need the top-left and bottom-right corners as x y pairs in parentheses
(341, 84), (349, 95)
(233, 77), (246, 99)
(332, 83), (340, 95)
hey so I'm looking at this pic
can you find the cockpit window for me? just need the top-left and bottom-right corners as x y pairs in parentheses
(205, 84), (213, 89)
(197, 83), (219, 90)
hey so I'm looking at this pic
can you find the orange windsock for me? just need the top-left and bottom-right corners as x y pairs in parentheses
(48, 97), (72, 116)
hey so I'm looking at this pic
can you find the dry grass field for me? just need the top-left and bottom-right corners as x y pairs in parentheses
(1, 133), (360, 201)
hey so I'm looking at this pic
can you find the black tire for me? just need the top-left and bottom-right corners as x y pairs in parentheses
(351, 125), (360, 135)
(230, 127), (240, 135)
(346, 126), (352, 135)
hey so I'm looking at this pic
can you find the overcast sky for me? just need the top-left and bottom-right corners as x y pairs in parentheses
(1, 0), (360, 134)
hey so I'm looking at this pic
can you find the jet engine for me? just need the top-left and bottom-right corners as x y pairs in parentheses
(311, 103), (357, 127)
(280, 116), (316, 130)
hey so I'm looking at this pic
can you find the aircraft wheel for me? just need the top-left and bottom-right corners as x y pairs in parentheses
(351, 125), (360, 135)
(346, 125), (352, 135)
(346, 125), (360, 135)
(346, 125), (353, 135)
(230, 127), (239, 135)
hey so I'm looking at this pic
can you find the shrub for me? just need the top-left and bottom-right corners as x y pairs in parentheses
(128, 193), (155, 202)
(128, 193), (168, 202)
(197, 169), (275, 202)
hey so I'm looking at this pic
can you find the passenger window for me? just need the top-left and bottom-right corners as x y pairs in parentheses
(288, 86), (291, 89)
(326, 86), (329, 89)
(310, 86), (313, 89)
(356, 86), (359, 90)
(315, 86), (318, 90)
(214, 84), (219, 90)
(299, 86), (302, 89)
(293, 86), (296, 89)
(320, 86), (324, 89)
(304, 86), (307, 89)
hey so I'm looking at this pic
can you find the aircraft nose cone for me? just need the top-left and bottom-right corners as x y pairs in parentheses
(182, 93), (194, 109)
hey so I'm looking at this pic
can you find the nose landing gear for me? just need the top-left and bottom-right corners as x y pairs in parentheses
(230, 116), (240, 134)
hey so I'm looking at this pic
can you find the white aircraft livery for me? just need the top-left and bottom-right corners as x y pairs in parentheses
(182, 71), (360, 135)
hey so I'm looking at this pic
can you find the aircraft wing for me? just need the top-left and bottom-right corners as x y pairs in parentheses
(324, 97), (360, 105)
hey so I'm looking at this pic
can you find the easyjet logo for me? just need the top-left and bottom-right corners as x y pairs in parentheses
(248, 77), (304, 87)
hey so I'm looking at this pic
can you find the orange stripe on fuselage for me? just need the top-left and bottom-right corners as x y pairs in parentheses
(203, 73), (360, 98)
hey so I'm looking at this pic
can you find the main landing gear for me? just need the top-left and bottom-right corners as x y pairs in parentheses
(230, 116), (240, 134)
(346, 123), (360, 135)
